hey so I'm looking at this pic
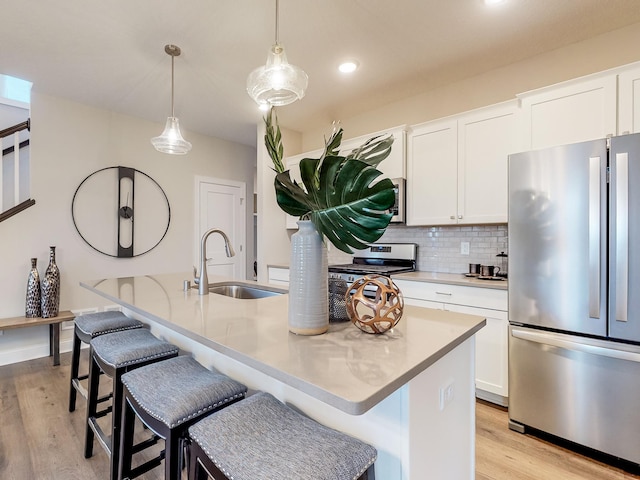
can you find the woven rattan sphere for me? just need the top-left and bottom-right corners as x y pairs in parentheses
(345, 275), (404, 334)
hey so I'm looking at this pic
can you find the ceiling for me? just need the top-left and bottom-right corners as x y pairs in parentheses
(4, 0), (640, 148)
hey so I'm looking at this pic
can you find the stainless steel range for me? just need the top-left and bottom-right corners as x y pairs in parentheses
(329, 243), (417, 283)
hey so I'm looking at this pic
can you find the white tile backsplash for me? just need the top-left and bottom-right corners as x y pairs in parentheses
(328, 224), (508, 274)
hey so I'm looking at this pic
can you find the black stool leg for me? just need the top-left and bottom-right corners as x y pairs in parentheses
(84, 349), (100, 458)
(165, 431), (182, 480)
(118, 395), (136, 480)
(188, 440), (217, 480)
(110, 371), (125, 480)
(362, 464), (376, 480)
(69, 327), (82, 412)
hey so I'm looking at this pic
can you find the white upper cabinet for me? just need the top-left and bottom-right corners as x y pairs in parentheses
(407, 101), (518, 226)
(337, 125), (407, 179)
(618, 65), (640, 135)
(518, 73), (617, 150)
(407, 118), (458, 226)
(457, 102), (519, 224)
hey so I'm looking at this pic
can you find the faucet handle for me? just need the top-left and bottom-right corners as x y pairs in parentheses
(193, 266), (200, 284)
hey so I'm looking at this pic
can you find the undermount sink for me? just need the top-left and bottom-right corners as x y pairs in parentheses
(205, 282), (286, 299)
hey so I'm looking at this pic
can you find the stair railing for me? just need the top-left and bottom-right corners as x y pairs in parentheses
(0, 118), (34, 223)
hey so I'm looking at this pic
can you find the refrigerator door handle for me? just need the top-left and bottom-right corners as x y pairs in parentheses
(614, 153), (629, 322)
(588, 156), (601, 318)
(511, 327), (640, 363)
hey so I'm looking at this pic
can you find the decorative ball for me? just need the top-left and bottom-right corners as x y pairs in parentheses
(345, 275), (404, 334)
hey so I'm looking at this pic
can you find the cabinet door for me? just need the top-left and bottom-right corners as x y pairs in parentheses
(339, 126), (407, 179)
(402, 297), (444, 310)
(444, 303), (508, 402)
(457, 102), (518, 224)
(619, 65), (640, 134)
(407, 119), (458, 225)
(519, 74), (617, 150)
(267, 266), (290, 286)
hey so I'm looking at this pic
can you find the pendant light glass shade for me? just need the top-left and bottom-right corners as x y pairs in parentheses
(247, 43), (308, 107)
(247, 0), (308, 108)
(151, 116), (192, 155)
(151, 44), (192, 155)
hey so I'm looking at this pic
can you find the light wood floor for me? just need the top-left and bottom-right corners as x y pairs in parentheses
(1, 352), (639, 479)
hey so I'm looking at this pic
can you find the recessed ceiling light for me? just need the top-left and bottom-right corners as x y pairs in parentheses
(484, 0), (506, 5)
(338, 61), (359, 74)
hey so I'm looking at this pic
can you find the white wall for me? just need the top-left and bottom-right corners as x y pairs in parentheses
(0, 92), (256, 365)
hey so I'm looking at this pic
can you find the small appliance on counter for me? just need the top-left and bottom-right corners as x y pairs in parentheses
(496, 252), (508, 278)
(465, 262), (505, 280)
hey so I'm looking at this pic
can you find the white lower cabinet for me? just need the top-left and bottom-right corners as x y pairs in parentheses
(394, 279), (509, 406)
(267, 266), (290, 286)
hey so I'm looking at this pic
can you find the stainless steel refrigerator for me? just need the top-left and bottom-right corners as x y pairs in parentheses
(508, 133), (640, 466)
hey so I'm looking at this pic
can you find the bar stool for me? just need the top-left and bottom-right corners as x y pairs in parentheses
(69, 311), (144, 412)
(187, 391), (377, 480)
(84, 328), (179, 480)
(118, 355), (247, 480)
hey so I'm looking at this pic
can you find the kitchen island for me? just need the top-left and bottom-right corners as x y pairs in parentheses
(81, 273), (485, 479)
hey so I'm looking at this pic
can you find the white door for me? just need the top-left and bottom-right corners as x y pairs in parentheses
(196, 176), (246, 280)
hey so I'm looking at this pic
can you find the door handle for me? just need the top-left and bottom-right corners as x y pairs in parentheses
(588, 156), (601, 319)
(511, 327), (640, 363)
(614, 153), (629, 322)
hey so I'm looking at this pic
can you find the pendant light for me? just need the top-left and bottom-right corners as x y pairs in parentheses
(151, 44), (192, 155)
(246, 0), (308, 108)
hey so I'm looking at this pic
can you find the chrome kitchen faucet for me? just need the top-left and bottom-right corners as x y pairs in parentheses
(194, 228), (235, 295)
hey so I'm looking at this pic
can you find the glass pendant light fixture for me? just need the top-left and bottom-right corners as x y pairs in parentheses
(246, 0), (308, 108)
(151, 44), (192, 155)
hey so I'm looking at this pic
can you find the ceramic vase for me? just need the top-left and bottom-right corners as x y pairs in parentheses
(25, 257), (42, 318)
(41, 246), (60, 318)
(288, 220), (329, 335)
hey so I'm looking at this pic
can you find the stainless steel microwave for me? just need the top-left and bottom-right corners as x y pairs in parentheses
(389, 178), (405, 223)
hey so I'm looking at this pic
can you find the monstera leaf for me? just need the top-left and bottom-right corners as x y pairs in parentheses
(275, 156), (395, 253)
(264, 108), (397, 254)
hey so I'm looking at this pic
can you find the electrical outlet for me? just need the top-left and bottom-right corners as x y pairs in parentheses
(439, 380), (455, 411)
(460, 242), (470, 255)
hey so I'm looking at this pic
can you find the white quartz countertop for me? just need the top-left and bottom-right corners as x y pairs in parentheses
(394, 271), (508, 290)
(81, 272), (485, 415)
(269, 264), (507, 290)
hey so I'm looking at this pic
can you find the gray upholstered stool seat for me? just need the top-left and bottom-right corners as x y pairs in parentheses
(84, 328), (179, 480)
(187, 391), (377, 480)
(69, 311), (144, 412)
(118, 355), (247, 480)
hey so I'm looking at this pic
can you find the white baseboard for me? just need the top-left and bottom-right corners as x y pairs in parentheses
(476, 388), (508, 407)
(0, 338), (73, 366)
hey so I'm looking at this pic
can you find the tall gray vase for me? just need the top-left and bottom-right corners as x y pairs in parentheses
(41, 246), (60, 318)
(25, 257), (42, 318)
(288, 220), (329, 335)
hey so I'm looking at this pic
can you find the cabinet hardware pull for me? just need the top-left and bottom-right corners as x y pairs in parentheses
(435, 291), (452, 296)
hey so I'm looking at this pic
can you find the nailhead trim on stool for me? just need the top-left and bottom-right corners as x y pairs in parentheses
(118, 355), (247, 480)
(187, 392), (377, 480)
(69, 311), (144, 412)
(84, 328), (179, 480)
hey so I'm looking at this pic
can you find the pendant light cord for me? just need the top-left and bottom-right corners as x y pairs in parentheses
(275, 0), (280, 45)
(170, 53), (175, 118)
